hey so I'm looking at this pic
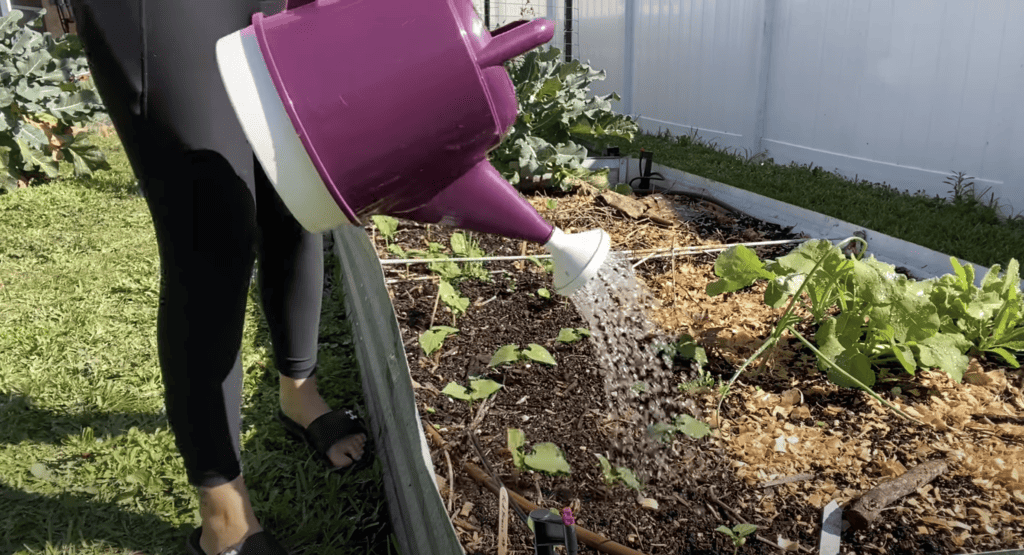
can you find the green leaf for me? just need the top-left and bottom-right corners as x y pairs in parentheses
(449, 232), (468, 255)
(673, 414), (711, 439)
(537, 288), (551, 299)
(764, 273), (805, 308)
(595, 454), (615, 484)
(524, 443), (571, 475)
(65, 136), (109, 176)
(827, 351), (875, 389)
(420, 325), (458, 356)
(715, 525), (737, 538)
(733, 523), (758, 537)
(615, 466), (641, 491)
(508, 428), (526, 470)
(557, 327), (582, 343)
(488, 344), (521, 367)
(438, 280), (469, 315)
(914, 333), (970, 382)
(441, 378), (502, 401)
(522, 343), (557, 366)
(706, 245), (776, 296)
(370, 215), (398, 241)
(986, 347), (1020, 368)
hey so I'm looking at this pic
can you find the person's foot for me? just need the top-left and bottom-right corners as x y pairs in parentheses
(198, 475), (263, 555)
(279, 374), (366, 468)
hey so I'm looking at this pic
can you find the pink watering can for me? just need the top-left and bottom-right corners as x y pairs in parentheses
(215, 0), (609, 295)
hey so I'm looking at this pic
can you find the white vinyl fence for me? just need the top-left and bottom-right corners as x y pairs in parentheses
(574, 1), (1023, 217)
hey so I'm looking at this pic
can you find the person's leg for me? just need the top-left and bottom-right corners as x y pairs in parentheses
(253, 162), (366, 468)
(70, 1), (273, 552)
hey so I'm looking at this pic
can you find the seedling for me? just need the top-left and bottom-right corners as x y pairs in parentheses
(488, 343), (557, 367)
(420, 326), (458, 356)
(508, 428), (571, 475)
(371, 215), (399, 243)
(648, 414), (711, 442)
(441, 378), (502, 402)
(438, 280), (469, 317)
(546, 199), (558, 210)
(537, 288), (551, 299)
(716, 523), (758, 554)
(556, 327), (591, 344)
(595, 454), (641, 492)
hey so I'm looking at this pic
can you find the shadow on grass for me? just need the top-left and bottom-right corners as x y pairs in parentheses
(0, 392), (167, 446)
(0, 482), (190, 555)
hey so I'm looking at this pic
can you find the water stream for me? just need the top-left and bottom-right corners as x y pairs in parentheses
(568, 254), (698, 466)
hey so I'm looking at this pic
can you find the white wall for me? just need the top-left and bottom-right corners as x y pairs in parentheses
(578, 0), (1023, 217)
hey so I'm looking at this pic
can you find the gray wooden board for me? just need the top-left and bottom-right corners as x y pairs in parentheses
(332, 223), (464, 555)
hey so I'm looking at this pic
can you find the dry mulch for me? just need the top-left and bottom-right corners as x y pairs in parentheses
(369, 180), (1023, 555)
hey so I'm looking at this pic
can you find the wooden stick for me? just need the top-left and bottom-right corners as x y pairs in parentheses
(498, 487), (509, 555)
(845, 459), (949, 532)
(465, 462), (648, 555)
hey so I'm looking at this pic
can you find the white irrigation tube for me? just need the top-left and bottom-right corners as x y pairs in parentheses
(377, 238), (811, 266)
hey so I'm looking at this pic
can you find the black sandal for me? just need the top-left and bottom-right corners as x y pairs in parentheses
(277, 408), (374, 475)
(186, 527), (288, 555)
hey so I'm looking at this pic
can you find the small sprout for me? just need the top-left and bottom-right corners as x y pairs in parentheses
(522, 344), (556, 366)
(537, 288), (551, 299)
(441, 378), (502, 401)
(556, 327), (590, 344)
(546, 199), (558, 210)
(508, 428), (571, 475)
(489, 344), (521, 367)
(595, 454), (641, 491)
(716, 523), (758, 555)
(420, 326), (458, 356)
(371, 215), (398, 242)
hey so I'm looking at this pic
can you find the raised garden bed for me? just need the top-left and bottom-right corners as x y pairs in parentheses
(363, 181), (1023, 555)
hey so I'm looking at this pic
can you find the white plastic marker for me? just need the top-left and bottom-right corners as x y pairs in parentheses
(820, 500), (842, 555)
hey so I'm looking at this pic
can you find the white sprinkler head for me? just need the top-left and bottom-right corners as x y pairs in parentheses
(544, 228), (611, 296)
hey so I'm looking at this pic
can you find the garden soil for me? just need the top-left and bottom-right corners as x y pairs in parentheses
(367, 181), (1023, 555)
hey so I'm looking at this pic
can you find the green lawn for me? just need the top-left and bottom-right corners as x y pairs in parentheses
(0, 134), (396, 554)
(604, 131), (1024, 270)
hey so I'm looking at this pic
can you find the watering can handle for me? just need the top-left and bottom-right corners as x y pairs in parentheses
(285, 0), (315, 10)
(476, 18), (555, 68)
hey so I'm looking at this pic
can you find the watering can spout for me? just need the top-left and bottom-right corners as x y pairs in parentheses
(402, 160), (554, 244)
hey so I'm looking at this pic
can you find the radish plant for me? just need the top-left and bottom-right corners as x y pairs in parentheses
(507, 428), (570, 476)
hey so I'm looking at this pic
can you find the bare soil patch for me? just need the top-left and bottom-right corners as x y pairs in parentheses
(369, 183), (1024, 554)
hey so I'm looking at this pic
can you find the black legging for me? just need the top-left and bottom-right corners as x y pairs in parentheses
(71, 0), (323, 488)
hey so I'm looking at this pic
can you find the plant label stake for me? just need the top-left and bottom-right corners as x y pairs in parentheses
(529, 508), (579, 555)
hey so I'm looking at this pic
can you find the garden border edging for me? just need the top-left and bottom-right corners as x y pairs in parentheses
(596, 158), (1021, 290)
(331, 223), (465, 555)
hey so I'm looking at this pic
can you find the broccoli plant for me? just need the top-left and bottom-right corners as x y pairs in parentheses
(1, 9), (109, 192)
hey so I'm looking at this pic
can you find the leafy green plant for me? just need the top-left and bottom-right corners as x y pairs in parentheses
(1, 9), (109, 191)
(658, 333), (708, 367)
(493, 46), (638, 192)
(419, 325), (458, 356)
(716, 523), (758, 554)
(595, 454), (641, 491)
(931, 258), (1023, 367)
(441, 377), (502, 402)
(556, 327), (590, 344)
(708, 240), (1023, 384)
(508, 428), (570, 475)
(438, 280), (470, 317)
(488, 343), (557, 367)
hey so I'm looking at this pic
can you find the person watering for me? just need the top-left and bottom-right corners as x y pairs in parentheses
(68, 1), (372, 553)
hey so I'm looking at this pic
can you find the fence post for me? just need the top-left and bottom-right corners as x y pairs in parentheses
(753, 0), (777, 156)
(623, 0), (636, 116)
(1, 0), (11, 17)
